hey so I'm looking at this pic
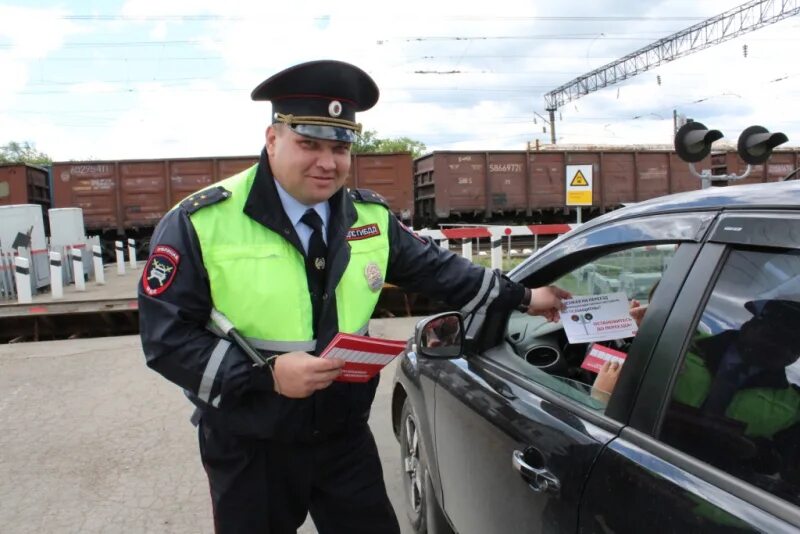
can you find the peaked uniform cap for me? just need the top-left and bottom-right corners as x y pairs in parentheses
(745, 299), (800, 334)
(251, 60), (379, 143)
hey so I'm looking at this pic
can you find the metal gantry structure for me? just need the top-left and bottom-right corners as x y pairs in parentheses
(541, 0), (800, 143)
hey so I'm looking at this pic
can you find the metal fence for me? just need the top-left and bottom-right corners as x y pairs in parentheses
(0, 235), (104, 301)
(0, 249), (17, 301)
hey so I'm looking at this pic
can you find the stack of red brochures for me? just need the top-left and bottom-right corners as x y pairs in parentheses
(320, 333), (407, 383)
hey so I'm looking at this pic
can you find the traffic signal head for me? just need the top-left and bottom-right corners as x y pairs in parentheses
(737, 125), (788, 165)
(674, 122), (723, 163)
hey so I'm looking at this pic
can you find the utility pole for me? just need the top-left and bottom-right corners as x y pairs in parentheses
(534, 111), (557, 145)
(673, 109), (678, 137)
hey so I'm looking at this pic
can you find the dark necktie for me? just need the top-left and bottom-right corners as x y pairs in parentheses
(300, 209), (328, 334)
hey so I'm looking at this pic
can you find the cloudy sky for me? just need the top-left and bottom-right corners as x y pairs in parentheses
(1, 0), (798, 161)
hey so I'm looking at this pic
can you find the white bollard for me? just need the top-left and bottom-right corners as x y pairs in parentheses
(14, 256), (32, 304)
(49, 251), (63, 299)
(93, 245), (105, 285)
(128, 238), (137, 269)
(461, 239), (473, 262)
(115, 241), (125, 275)
(440, 239), (449, 251)
(72, 248), (86, 291)
(491, 235), (503, 271)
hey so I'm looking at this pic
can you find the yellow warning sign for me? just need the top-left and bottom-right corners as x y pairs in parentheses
(566, 164), (592, 206)
(570, 170), (589, 187)
(567, 190), (592, 205)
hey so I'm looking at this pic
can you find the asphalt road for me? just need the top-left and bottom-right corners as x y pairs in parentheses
(0, 317), (421, 533)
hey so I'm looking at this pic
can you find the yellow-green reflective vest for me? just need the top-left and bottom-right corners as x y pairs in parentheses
(187, 165), (390, 348)
(673, 342), (800, 438)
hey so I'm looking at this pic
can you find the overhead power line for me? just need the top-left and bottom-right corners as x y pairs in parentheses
(3, 33), (794, 52)
(544, 0), (800, 111)
(58, 14), (705, 22)
(0, 34), (664, 50)
(0, 39), (212, 49)
(387, 34), (675, 43)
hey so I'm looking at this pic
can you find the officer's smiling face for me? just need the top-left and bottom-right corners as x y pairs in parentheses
(267, 125), (351, 205)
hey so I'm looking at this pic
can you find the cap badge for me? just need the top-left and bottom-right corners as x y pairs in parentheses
(314, 257), (326, 270)
(328, 100), (342, 118)
(365, 262), (383, 292)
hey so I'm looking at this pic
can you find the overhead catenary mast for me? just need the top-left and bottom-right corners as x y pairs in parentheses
(542, 0), (800, 143)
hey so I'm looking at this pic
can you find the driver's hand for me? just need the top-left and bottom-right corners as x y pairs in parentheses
(592, 360), (622, 401)
(526, 286), (571, 322)
(629, 299), (648, 327)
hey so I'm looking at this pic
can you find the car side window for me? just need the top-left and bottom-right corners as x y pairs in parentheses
(659, 248), (800, 507)
(505, 244), (679, 412)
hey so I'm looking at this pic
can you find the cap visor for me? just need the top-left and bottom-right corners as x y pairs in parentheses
(291, 124), (356, 143)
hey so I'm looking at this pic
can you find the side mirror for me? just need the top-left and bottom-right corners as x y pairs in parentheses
(737, 125), (788, 165)
(674, 121), (723, 163)
(414, 312), (465, 359)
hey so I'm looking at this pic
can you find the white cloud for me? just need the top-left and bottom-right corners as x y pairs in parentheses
(150, 21), (168, 40)
(0, 5), (83, 109)
(0, 5), (79, 58)
(2, 0), (799, 160)
(69, 81), (119, 94)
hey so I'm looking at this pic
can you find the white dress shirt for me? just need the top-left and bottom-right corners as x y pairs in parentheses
(273, 178), (330, 254)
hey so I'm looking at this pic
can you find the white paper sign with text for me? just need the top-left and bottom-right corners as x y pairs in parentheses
(562, 292), (638, 344)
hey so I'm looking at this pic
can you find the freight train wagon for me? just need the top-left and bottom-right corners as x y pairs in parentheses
(0, 163), (51, 212)
(412, 149), (800, 226)
(709, 150), (800, 182)
(49, 152), (413, 256)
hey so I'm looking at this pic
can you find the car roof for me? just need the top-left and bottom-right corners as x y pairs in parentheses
(576, 180), (800, 235)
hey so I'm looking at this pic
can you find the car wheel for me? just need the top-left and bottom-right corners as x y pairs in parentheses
(400, 399), (427, 533)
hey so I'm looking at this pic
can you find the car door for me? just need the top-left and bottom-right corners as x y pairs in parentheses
(580, 211), (800, 532)
(432, 211), (717, 534)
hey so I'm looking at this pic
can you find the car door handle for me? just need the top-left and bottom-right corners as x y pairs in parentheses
(512, 449), (561, 494)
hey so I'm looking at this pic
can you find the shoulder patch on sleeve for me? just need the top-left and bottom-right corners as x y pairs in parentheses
(399, 221), (427, 244)
(349, 188), (389, 209)
(142, 245), (180, 297)
(180, 186), (232, 214)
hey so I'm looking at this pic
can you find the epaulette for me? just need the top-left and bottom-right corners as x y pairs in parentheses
(180, 186), (232, 214)
(349, 188), (389, 208)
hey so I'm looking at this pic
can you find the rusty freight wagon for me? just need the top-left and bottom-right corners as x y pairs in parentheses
(0, 164), (52, 241)
(51, 156), (258, 254)
(347, 152), (414, 221)
(709, 149), (800, 183)
(51, 153), (413, 255)
(0, 164), (51, 210)
(413, 149), (716, 225)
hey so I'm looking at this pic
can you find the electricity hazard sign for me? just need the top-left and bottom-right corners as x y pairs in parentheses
(566, 165), (593, 206)
(570, 170), (589, 186)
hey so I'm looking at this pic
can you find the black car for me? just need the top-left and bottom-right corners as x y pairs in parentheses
(392, 180), (800, 534)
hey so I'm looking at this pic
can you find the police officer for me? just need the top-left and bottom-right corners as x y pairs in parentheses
(138, 59), (569, 534)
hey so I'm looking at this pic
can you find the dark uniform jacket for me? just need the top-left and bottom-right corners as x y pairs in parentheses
(138, 149), (524, 443)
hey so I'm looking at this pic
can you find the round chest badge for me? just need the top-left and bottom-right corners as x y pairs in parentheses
(364, 262), (383, 292)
